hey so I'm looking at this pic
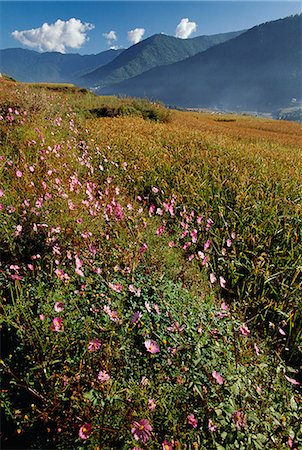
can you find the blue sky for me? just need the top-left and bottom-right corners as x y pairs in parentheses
(0, 1), (301, 53)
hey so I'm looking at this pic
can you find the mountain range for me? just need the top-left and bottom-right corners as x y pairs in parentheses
(1, 15), (301, 113)
(0, 48), (124, 83)
(79, 30), (243, 88)
(101, 15), (302, 112)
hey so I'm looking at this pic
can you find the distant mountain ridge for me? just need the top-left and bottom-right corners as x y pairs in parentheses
(0, 48), (124, 83)
(101, 15), (302, 113)
(80, 30), (244, 87)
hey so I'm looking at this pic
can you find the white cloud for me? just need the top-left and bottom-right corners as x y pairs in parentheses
(11, 18), (94, 53)
(127, 28), (145, 45)
(175, 18), (197, 39)
(103, 30), (117, 46)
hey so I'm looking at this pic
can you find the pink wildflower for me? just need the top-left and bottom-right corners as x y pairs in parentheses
(279, 327), (286, 336)
(79, 423), (92, 440)
(114, 202), (124, 220)
(0, 189), (3, 197)
(104, 305), (119, 322)
(50, 317), (63, 332)
(75, 255), (84, 277)
(16, 170), (23, 178)
(284, 375), (300, 385)
(208, 418), (218, 432)
(131, 419), (152, 443)
(153, 304), (160, 315)
(232, 410), (247, 430)
(221, 301), (228, 310)
(145, 302), (151, 313)
(204, 239), (211, 251)
(197, 324), (203, 334)
(168, 240), (175, 248)
(131, 311), (142, 324)
(88, 338), (101, 352)
(109, 282), (123, 293)
(162, 441), (173, 450)
(156, 225), (166, 236)
(212, 370), (224, 385)
(39, 314), (45, 321)
(210, 273), (217, 284)
(98, 370), (110, 383)
(240, 323), (250, 336)
(226, 239), (232, 247)
(144, 339), (160, 354)
(138, 243), (148, 254)
(254, 343), (260, 355)
(54, 302), (64, 312)
(187, 413), (198, 428)
(219, 276), (226, 288)
(147, 398), (157, 411)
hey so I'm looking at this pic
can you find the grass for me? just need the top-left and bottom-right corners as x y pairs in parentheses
(0, 78), (301, 449)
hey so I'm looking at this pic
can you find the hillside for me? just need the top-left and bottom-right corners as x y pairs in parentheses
(102, 15), (302, 112)
(0, 79), (301, 449)
(80, 30), (243, 87)
(0, 47), (124, 82)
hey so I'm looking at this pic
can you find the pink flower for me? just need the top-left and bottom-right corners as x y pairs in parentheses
(114, 202), (124, 220)
(204, 239), (211, 251)
(131, 311), (142, 324)
(0, 189), (4, 197)
(152, 187), (159, 193)
(162, 441), (173, 450)
(39, 314), (45, 321)
(144, 339), (160, 354)
(79, 423), (92, 439)
(240, 323), (250, 336)
(88, 338), (101, 352)
(219, 276), (226, 288)
(104, 305), (119, 322)
(285, 375), (300, 385)
(197, 324), (203, 334)
(254, 343), (260, 355)
(212, 370), (224, 385)
(145, 302), (151, 313)
(187, 413), (198, 428)
(226, 239), (232, 247)
(153, 304), (160, 315)
(138, 243), (148, 254)
(50, 317), (63, 332)
(147, 398), (156, 411)
(221, 301), (228, 310)
(109, 282), (123, 293)
(98, 370), (110, 383)
(156, 225), (166, 236)
(16, 170), (23, 178)
(232, 410), (247, 430)
(168, 241), (175, 248)
(75, 255), (84, 277)
(279, 327), (286, 336)
(54, 302), (64, 312)
(131, 419), (152, 443)
(210, 273), (217, 284)
(208, 418), (218, 432)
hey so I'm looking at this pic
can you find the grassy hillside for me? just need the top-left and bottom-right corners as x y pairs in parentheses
(0, 79), (301, 449)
